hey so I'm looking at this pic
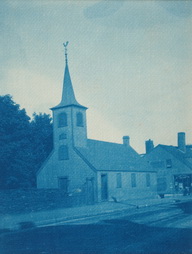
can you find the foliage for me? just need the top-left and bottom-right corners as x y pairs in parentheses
(0, 95), (53, 189)
(30, 113), (53, 177)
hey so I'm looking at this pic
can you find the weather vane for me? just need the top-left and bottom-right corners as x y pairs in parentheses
(63, 41), (69, 64)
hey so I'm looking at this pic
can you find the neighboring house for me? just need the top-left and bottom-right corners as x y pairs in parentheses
(143, 133), (192, 196)
(37, 48), (157, 202)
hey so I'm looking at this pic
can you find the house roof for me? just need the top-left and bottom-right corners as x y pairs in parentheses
(154, 144), (192, 170)
(77, 139), (155, 172)
(185, 145), (192, 158)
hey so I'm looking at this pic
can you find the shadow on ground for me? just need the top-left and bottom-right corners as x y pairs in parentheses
(0, 215), (191, 254)
(175, 200), (192, 214)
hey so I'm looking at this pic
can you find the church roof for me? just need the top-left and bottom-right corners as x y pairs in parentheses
(77, 139), (155, 172)
(51, 49), (87, 110)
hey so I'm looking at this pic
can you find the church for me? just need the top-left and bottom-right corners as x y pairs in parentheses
(37, 44), (157, 202)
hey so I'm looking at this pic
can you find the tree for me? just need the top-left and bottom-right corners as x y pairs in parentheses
(0, 95), (32, 189)
(0, 95), (53, 189)
(30, 113), (53, 179)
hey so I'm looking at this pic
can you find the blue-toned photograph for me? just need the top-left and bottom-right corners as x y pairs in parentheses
(0, 1), (192, 253)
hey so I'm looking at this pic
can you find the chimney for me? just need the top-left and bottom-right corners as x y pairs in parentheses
(145, 139), (154, 154)
(123, 136), (130, 146)
(178, 132), (186, 153)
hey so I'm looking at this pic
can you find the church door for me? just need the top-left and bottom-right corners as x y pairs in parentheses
(101, 174), (108, 201)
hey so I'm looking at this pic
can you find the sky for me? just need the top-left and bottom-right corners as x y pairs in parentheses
(1, 0), (192, 153)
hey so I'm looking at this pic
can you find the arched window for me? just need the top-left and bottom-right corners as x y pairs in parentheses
(59, 133), (67, 140)
(76, 112), (83, 127)
(58, 113), (67, 127)
(58, 145), (69, 160)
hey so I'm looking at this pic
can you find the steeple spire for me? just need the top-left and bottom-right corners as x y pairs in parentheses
(51, 43), (87, 110)
(63, 41), (69, 65)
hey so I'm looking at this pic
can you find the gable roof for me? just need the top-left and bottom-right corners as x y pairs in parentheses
(77, 139), (155, 172)
(148, 144), (192, 170)
(158, 145), (192, 170)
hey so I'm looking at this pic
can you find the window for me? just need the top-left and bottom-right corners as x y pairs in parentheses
(146, 173), (151, 187)
(58, 113), (67, 127)
(166, 159), (172, 168)
(131, 173), (136, 187)
(59, 133), (67, 140)
(58, 177), (69, 193)
(116, 173), (122, 188)
(58, 145), (69, 160)
(76, 112), (83, 127)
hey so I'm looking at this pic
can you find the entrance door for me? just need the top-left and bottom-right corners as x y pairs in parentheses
(86, 178), (95, 204)
(58, 177), (68, 194)
(101, 174), (108, 201)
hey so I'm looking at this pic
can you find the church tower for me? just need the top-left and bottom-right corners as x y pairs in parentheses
(51, 43), (88, 150)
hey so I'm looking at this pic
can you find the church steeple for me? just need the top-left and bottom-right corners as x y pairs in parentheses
(51, 42), (87, 110)
(51, 43), (88, 148)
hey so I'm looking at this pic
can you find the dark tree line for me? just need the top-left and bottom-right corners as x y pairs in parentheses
(0, 95), (53, 189)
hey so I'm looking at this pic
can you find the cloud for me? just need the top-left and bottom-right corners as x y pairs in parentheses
(158, 1), (192, 18)
(84, 1), (123, 19)
(84, 1), (192, 29)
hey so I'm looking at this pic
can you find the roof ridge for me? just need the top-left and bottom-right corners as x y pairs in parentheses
(88, 138), (122, 145)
